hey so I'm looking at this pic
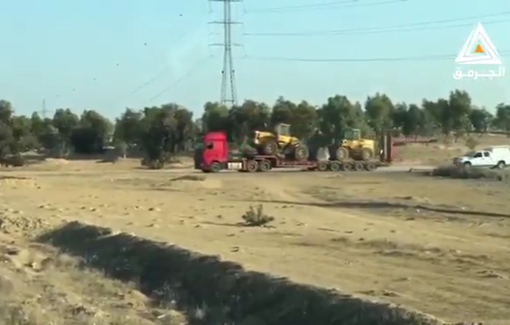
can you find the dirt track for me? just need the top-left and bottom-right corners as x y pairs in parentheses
(1, 158), (510, 324)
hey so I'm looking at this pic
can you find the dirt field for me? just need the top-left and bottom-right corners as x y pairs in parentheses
(1, 140), (510, 324)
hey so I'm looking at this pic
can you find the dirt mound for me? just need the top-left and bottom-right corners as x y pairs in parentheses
(38, 221), (448, 325)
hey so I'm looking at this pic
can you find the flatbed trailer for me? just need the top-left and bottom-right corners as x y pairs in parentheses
(203, 155), (389, 173)
(196, 131), (394, 173)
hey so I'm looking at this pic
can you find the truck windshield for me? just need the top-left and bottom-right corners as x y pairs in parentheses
(465, 151), (477, 157)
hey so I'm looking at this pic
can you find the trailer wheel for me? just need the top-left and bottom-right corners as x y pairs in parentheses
(342, 162), (353, 171)
(317, 161), (329, 171)
(353, 161), (364, 171)
(246, 160), (258, 172)
(329, 161), (341, 171)
(365, 162), (377, 171)
(257, 160), (271, 172)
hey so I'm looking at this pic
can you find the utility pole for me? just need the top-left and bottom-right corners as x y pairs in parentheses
(209, 0), (242, 107)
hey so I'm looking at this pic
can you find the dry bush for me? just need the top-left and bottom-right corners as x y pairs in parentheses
(430, 165), (510, 181)
(241, 205), (274, 227)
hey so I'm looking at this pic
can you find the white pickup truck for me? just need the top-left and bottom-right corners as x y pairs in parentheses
(454, 146), (510, 169)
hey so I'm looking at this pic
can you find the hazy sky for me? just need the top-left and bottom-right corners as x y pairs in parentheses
(1, 0), (509, 119)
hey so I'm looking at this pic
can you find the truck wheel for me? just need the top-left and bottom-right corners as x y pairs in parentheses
(336, 147), (349, 160)
(257, 160), (271, 172)
(258, 138), (278, 155)
(353, 162), (364, 171)
(329, 161), (341, 171)
(210, 162), (221, 173)
(361, 148), (373, 161)
(463, 162), (472, 169)
(497, 161), (505, 169)
(317, 161), (328, 171)
(246, 160), (258, 172)
(365, 162), (377, 171)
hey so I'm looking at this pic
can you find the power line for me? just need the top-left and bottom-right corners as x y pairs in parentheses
(124, 68), (171, 98)
(209, 0), (242, 107)
(244, 50), (510, 62)
(244, 0), (407, 14)
(146, 57), (212, 102)
(99, 66), (171, 110)
(245, 0), (354, 12)
(244, 11), (510, 36)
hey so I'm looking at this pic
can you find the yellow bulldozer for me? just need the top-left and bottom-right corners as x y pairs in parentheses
(253, 123), (309, 160)
(332, 128), (375, 161)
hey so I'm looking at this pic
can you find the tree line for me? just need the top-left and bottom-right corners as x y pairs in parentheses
(0, 89), (509, 161)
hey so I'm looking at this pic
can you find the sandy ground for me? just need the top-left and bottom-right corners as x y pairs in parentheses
(1, 139), (510, 324)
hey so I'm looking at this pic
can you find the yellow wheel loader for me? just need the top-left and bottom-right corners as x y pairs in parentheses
(253, 123), (309, 160)
(333, 128), (375, 161)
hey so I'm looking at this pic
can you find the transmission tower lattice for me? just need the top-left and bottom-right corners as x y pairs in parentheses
(209, 0), (242, 107)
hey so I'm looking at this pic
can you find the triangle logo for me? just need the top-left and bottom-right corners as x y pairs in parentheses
(455, 23), (502, 65)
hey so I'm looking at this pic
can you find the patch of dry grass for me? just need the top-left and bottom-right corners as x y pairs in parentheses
(0, 237), (187, 325)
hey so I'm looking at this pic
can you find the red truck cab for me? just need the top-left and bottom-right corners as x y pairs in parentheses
(197, 131), (229, 172)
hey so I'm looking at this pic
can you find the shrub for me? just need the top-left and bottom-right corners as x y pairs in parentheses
(242, 205), (274, 227)
(430, 165), (510, 181)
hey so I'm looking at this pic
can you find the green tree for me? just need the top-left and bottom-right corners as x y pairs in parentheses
(202, 102), (229, 132)
(290, 100), (317, 139)
(52, 108), (79, 153)
(70, 110), (113, 153)
(448, 90), (472, 140)
(0, 89), (508, 160)
(364, 93), (394, 136)
(113, 108), (143, 146)
(11, 115), (38, 151)
(401, 104), (422, 137)
(494, 104), (510, 134)
(469, 108), (493, 135)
